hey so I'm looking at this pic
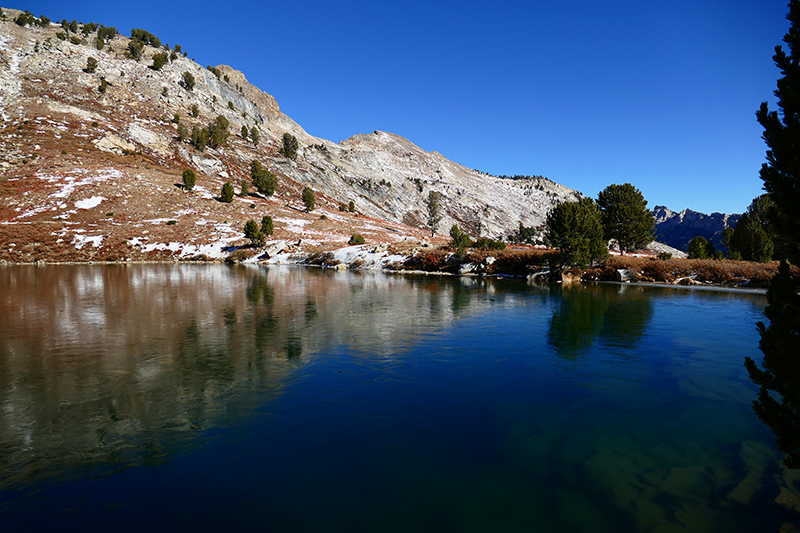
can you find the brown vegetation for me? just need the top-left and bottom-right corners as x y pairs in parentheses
(586, 255), (793, 287)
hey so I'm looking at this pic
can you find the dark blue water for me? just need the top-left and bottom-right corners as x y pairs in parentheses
(0, 265), (793, 532)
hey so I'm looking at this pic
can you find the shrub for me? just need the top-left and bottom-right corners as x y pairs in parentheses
(349, 200), (355, 213)
(281, 133), (299, 159)
(191, 104), (199, 117)
(69, 35), (83, 45)
(302, 187), (315, 211)
(98, 25), (117, 40)
(207, 65), (221, 79)
(130, 28), (160, 47)
(339, 202), (347, 211)
(182, 169), (196, 191)
(657, 252), (672, 260)
(166, 220), (177, 225)
(127, 40), (143, 60)
(207, 115), (230, 149)
(228, 101), (235, 110)
(191, 126), (209, 151)
(151, 52), (167, 70)
(220, 182), (235, 203)
(14, 10), (36, 27)
(172, 113), (180, 124)
(348, 234), (366, 245)
(98, 78), (109, 93)
(182, 71), (195, 91)
(261, 215), (274, 236)
(244, 220), (265, 247)
(250, 126), (260, 145)
(472, 237), (506, 250)
(85, 57), (98, 73)
(56, 31), (66, 41)
(241, 125), (248, 139)
(95, 37), (104, 50)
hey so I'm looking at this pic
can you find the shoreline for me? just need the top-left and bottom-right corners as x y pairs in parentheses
(0, 247), (776, 293)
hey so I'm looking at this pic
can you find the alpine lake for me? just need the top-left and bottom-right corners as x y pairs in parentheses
(0, 264), (795, 532)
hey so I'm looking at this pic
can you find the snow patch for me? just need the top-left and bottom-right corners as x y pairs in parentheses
(75, 196), (105, 209)
(73, 234), (104, 249)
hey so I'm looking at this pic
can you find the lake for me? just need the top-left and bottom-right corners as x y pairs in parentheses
(0, 265), (792, 532)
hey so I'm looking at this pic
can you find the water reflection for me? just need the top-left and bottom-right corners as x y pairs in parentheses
(547, 283), (654, 358)
(0, 266), (785, 532)
(0, 266), (513, 491)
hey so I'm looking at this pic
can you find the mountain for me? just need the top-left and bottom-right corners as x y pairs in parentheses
(653, 205), (741, 253)
(0, 9), (582, 263)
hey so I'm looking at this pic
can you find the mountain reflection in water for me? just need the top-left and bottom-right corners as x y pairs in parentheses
(0, 265), (792, 532)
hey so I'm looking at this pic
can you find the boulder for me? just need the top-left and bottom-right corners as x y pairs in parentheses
(264, 241), (287, 258)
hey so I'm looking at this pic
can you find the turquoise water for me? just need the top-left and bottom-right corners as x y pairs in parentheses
(0, 265), (792, 531)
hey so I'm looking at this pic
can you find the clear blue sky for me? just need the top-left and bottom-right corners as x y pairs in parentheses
(14, 0), (791, 214)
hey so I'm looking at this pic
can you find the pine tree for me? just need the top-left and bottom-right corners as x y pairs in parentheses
(546, 198), (607, 268)
(426, 191), (442, 237)
(302, 187), (315, 211)
(596, 183), (655, 253)
(181, 169), (196, 191)
(244, 219), (265, 247)
(688, 236), (710, 259)
(261, 215), (274, 236)
(746, 0), (800, 469)
(281, 133), (298, 159)
(251, 160), (277, 196)
(182, 71), (195, 91)
(220, 182), (234, 203)
(207, 115), (230, 149)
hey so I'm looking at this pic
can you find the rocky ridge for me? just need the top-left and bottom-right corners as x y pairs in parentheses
(653, 205), (741, 253)
(0, 9), (581, 264)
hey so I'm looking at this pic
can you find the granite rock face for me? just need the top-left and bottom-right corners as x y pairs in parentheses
(0, 10), (582, 250)
(653, 205), (741, 252)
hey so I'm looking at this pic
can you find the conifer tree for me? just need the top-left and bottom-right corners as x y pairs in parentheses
(426, 191), (442, 237)
(244, 219), (265, 247)
(261, 215), (274, 236)
(545, 198), (607, 268)
(181, 169), (196, 191)
(746, 0), (800, 469)
(596, 183), (655, 253)
(220, 182), (234, 203)
(251, 160), (277, 196)
(302, 187), (315, 211)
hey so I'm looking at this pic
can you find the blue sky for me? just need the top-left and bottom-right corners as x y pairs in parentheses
(14, 0), (791, 214)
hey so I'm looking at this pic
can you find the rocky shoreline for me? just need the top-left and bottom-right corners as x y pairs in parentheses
(1, 242), (787, 291)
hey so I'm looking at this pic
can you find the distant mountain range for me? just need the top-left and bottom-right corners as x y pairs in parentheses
(653, 206), (741, 253)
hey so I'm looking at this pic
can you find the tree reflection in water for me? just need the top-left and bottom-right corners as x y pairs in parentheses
(547, 283), (654, 359)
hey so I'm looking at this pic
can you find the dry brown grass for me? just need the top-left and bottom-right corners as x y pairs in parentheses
(395, 246), (560, 275)
(586, 255), (793, 286)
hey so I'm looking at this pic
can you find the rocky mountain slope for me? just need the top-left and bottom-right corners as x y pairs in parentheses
(653, 205), (741, 252)
(0, 9), (582, 263)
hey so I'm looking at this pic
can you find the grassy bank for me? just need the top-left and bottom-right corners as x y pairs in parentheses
(390, 246), (795, 287)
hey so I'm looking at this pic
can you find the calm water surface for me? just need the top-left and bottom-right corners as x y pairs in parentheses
(0, 265), (791, 531)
